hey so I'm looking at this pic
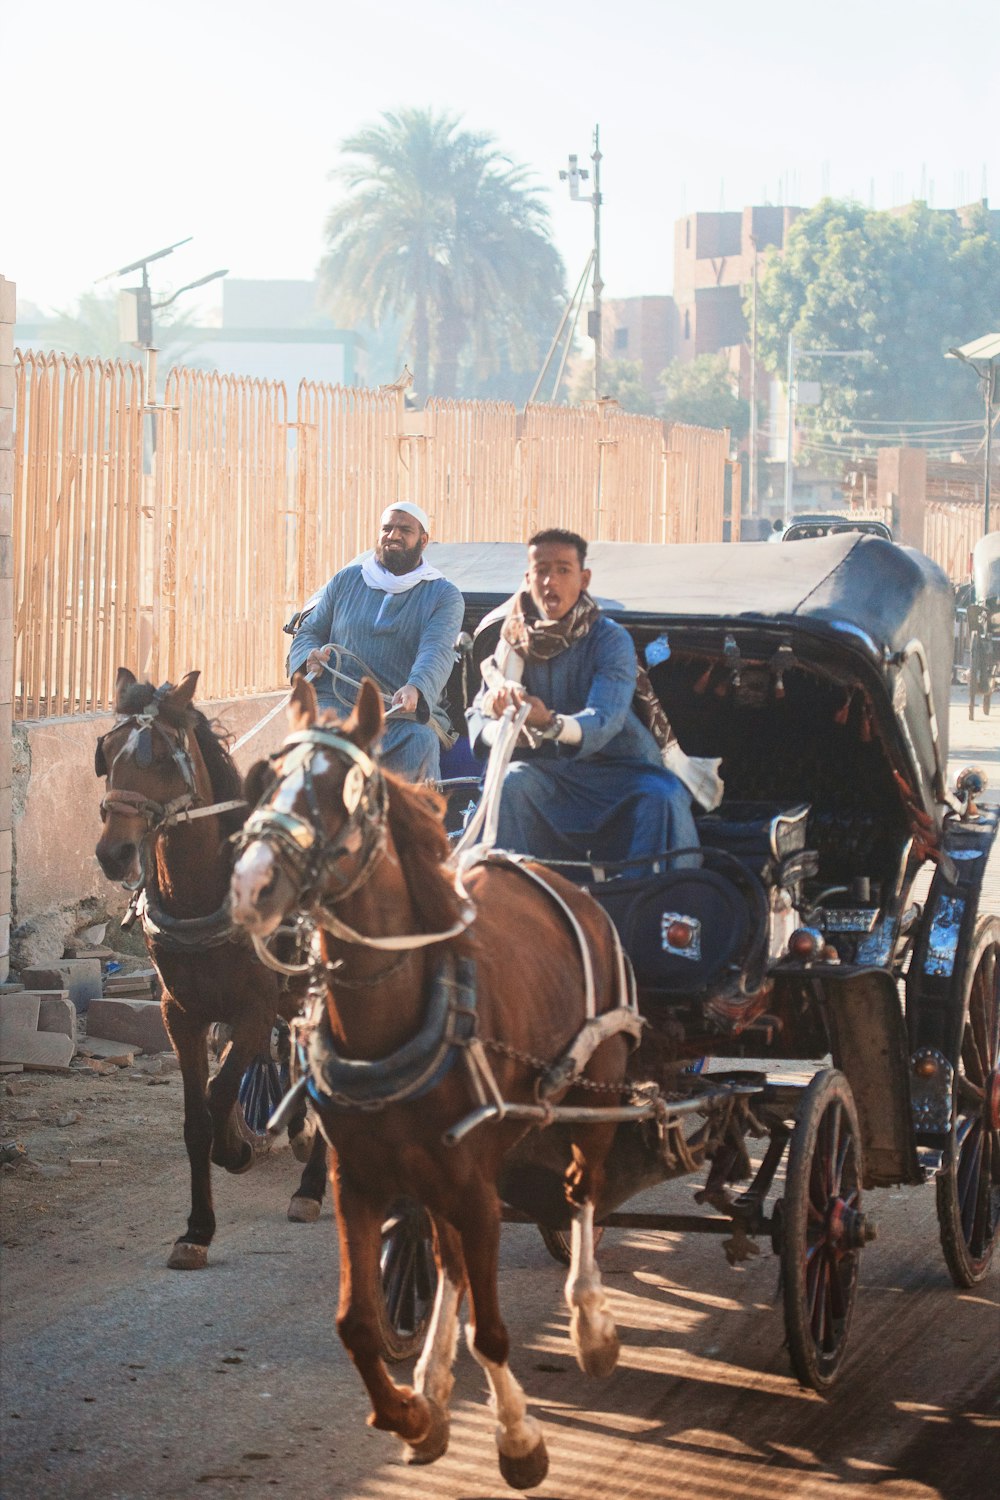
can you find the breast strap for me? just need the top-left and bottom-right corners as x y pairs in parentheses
(301, 953), (478, 1112)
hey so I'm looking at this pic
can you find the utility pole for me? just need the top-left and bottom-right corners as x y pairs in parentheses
(560, 126), (603, 400)
(591, 126), (603, 400)
(748, 236), (758, 517)
(947, 339), (999, 536)
(783, 341), (867, 524)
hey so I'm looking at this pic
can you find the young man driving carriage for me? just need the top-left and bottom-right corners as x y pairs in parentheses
(467, 527), (700, 873)
(288, 502), (464, 781)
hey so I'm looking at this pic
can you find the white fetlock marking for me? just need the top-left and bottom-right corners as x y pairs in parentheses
(566, 1203), (616, 1361)
(413, 1273), (460, 1410)
(465, 1325), (543, 1460)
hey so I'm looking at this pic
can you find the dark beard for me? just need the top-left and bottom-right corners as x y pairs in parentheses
(376, 540), (424, 575)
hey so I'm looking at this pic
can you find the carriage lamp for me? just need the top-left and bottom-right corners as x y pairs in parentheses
(955, 765), (988, 816)
(788, 927), (824, 960)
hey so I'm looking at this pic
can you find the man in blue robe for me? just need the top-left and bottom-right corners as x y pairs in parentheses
(288, 503), (464, 781)
(468, 528), (698, 873)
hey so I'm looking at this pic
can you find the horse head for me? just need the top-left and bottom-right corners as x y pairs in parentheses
(229, 675), (387, 937)
(94, 668), (206, 884)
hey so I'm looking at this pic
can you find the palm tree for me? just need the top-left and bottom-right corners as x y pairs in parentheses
(319, 108), (565, 399)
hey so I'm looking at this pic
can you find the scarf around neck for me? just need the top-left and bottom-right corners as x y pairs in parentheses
(501, 588), (600, 661)
(499, 586), (671, 750)
(360, 553), (444, 595)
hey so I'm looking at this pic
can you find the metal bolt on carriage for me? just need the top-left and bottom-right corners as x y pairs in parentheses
(373, 533), (1000, 1392)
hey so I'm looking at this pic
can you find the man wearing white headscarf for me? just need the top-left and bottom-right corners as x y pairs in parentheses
(288, 503), (464, 780)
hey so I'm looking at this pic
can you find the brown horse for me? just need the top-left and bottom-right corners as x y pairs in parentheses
(94, 669), (327, 1270)
(229, 677), (638, 1489)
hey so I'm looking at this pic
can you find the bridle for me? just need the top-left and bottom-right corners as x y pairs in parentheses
(97, 686), (246, 887)
(235, 725), (474, 971)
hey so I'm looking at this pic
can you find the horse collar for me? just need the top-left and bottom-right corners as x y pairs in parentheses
(299, 954), (479, 1113)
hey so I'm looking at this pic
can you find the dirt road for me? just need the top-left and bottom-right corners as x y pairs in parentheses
(1, 688), (998, 1499)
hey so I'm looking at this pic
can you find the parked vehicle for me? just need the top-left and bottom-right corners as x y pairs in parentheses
(769, 512), (893, 543)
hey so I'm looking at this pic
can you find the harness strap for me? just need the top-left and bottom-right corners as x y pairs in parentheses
(479, 851), (599, 1018)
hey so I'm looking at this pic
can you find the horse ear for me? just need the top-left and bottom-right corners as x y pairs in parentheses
(168, 671), (200, 711)
(94, 736), (108, 778)
(288, 674), (318, 731)
(243, 758), (274, 808)
(114, 668), (137, 712)
(348, 677), (384, 750)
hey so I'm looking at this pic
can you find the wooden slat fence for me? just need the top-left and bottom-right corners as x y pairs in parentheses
(12, 350), (144, 718)
(152, 368), (291, 699)
(922, 499), (997, 583)
(13, 352), (736, 713)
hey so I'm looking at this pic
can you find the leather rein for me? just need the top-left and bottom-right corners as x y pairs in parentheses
(234, 726), (474, 975)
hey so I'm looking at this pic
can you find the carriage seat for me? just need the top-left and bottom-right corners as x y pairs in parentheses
(695, 800), (817, 889)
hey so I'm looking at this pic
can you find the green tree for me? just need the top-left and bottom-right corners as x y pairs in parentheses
(753, 198), (1000, 460)
(570, 358), (657, 414)
(319, 108), (565, 399)
(659, 354), (749, 437)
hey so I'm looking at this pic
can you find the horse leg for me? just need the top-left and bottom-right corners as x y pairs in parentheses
(288, 1130), (327, 1223)
(459, 1187), (549, 1491)
(206, 1023), (260, 1175)
(163, 1011), (215, 1270)
(564, 1137), (619, 1379)
(332, 1171), (440, 1451)
(286, 1097), (319, 1163)
(404, 1216), (467, 1465)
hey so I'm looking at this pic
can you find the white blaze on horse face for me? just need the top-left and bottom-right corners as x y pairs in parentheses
(230, 841), (281, 930)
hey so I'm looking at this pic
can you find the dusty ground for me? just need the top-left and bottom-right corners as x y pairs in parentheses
(1, 1043), (186, 1252)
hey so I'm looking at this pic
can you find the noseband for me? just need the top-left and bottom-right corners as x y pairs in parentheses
(235, 727), (389, 907)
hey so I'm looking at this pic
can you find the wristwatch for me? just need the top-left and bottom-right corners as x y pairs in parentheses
(538, 713), (564, 742)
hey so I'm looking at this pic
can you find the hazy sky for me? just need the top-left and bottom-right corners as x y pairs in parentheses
(5, 0), (997, 319)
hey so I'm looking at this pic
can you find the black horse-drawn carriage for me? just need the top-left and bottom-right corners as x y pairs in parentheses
(964, 531), (1000, 719)
(372, 531), (999, 1390)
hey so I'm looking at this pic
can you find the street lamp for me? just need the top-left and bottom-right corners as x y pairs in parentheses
(783, 339), (867, 522)
(560, 126), (603, 399)
(98, 238), (227, 350)
(947, 333), (1000, 535)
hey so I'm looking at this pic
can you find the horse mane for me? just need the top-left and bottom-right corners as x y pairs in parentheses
(118, 681), (245, 835)
(381, 770), (466, 934)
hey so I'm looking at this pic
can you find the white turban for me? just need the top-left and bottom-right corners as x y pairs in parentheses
(380, 501), (429, 533)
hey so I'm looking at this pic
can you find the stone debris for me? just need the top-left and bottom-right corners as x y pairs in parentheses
(36, 992), (78, 1045)
(85, 997), (169, 1054)
(68, 1157), (120, 1168)
(76, 1037), (136, 1066)
(20, 960), (103, 1015)
(56, 1111), (80, 1127)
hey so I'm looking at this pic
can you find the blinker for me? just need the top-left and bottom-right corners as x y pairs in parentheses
(343, 764), (365, 814)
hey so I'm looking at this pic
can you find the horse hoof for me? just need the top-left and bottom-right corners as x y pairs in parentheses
(288, 1120), (317, 1164)
(498, 1436), (549, 1491)
(287, 1195), (322, 1223)
(168, 1240), (209, 1271)
(404, 1399), (450, 1465)
(577, 1330), (620, 1379)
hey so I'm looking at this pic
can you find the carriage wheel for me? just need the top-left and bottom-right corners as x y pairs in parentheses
(936, 916), (1000, 1288)
(538, 1224), (605, 1265)
(779, 1069), (870, 1391)
(375, 1200), (438, 1362)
